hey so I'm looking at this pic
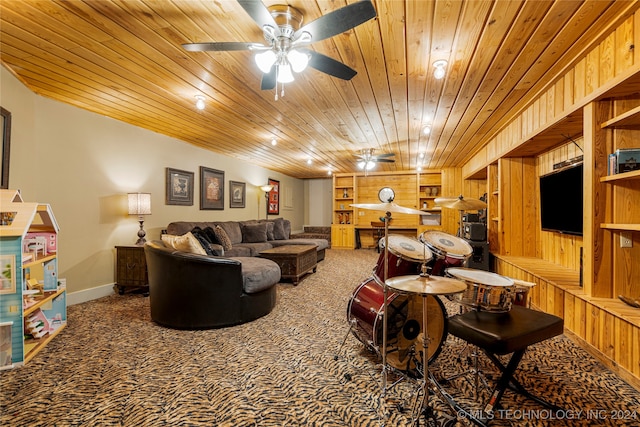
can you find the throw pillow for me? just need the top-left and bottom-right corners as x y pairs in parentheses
(242, 222), (268, 243)
(161, 232), (207, 255)
(203, 226), (220, 245)
(265, 221), (275, 241)
(191, 227), (216, 256)
(214, 225), (233, 251)
(272, 218), (286, 240)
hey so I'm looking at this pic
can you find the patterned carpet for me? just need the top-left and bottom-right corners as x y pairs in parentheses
(1, 249), (639, 426)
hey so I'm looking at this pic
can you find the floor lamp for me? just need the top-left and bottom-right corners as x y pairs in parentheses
(260, 184), (274, 219)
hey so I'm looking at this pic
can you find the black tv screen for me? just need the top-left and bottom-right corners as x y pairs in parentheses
(539, 162), (583, 236)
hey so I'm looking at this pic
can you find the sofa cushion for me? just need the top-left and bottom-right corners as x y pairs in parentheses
(214, 226), (233, 251)
(272, 218), (287, 240)
(161, 232), (207, 255)
(282, 219), (291, 239)
(230, 257), (281, 294)
(265, 221), (275, 241)
(242, 222), (268, 243)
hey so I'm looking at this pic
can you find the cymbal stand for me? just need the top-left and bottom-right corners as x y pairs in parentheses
(380, 210), (391, 398)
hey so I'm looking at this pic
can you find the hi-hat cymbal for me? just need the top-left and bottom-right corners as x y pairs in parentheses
(434, 195), (487, 211)
(350, 202), (426, 216)
(386, 274), (467, 296)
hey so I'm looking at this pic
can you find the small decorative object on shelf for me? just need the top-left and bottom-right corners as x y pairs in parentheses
(343, 188), (349, 198)
(615, 148), (639, 173)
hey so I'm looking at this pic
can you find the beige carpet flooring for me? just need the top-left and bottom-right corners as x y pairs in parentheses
(1, 249), (639, 426)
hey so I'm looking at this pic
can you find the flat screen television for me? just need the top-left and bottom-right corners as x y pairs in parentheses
(539, 162), (583, 236)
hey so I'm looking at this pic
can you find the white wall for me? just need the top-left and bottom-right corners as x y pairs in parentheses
(1, 66), (305, 302)
(304, 178), (333, 226)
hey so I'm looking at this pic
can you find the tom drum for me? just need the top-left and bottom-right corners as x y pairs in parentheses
(347, 276), (447, 371)
(419, 231), (473, 276)
(373, 235), (432, 283)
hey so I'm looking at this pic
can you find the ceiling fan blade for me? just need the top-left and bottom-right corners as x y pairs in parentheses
(294, 0), (376, 43)
(375, 158), (395, 163)
(261, 67), (276, 90)
(182, 42), (257, 52)
(375, 152), (395, 157)
(237, 0), (281, 36)
(305, 50), (357, 80)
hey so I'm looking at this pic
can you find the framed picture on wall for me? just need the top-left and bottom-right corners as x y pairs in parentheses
(165, 168), (194, 205)
(200, 167), (224, 210)
(267, 178), (279, 215)
(229, 181), (245, 208)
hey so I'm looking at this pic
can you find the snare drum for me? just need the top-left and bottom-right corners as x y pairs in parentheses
(419, 231), (473, 276)
(347, 277), (447, 371)
(446, 267), (514, 312)
(373, 235), (432, 282)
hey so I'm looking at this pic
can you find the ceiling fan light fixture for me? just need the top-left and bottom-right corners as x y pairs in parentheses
(365, 160), (375, 170)
(433, 60), (447, 79)
(277, 63), (294, 83)
(255, 50), (277, 73)
(194, 95), (205, 110)
(287, 49), (309, 73)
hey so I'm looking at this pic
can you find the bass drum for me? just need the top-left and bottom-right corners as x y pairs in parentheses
(347, 276), (447, 372)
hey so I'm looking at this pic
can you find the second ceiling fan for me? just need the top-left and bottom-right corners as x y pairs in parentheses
(182, 0), (377, 97)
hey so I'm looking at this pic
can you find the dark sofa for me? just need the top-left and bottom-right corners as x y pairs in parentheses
(166, 218), (329, 261)
(144, 240), (280, 329)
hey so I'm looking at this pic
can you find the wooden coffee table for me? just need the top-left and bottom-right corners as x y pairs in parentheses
(259, 245), (317, 285)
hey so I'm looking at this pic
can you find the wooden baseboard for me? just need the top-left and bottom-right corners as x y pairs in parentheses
(563, 328), (640, 392)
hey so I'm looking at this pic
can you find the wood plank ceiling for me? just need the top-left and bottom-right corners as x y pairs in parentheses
(1, 0), (637, 179)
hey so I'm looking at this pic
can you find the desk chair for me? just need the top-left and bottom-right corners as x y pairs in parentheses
(370, 221), (385, 252)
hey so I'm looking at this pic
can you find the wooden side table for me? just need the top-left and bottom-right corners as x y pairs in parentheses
(115, 245), (149, 295)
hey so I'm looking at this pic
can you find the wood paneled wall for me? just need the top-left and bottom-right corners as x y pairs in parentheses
(463, 13), (639, 179)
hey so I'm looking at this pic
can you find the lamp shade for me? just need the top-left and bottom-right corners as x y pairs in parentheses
(128, 193), (151, 216)
(287, 49), (309, 73)
(260, 184), (274, 193)
(277, 63), (294, 83)
(255, 50), (277, 73)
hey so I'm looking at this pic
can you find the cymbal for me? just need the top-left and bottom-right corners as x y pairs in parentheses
(350, 202), (426, 216)
(434, 195), (487, 211)
(386, 274), (467, 296)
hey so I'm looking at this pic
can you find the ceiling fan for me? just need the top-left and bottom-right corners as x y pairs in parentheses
(182, 0), (377, 99)
(355, 148), (395, 172)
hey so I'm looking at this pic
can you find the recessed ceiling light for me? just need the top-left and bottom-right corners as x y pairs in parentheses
(306, 158), (312, 165)
(271, 138), (277, 146)
(433, 60), (447, 79)
(422, 125), (431, 135)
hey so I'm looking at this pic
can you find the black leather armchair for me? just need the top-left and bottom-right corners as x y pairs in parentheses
(144, 240), (279, 329)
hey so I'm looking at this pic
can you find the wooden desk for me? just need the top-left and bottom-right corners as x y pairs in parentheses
(354, 226), (418, 249)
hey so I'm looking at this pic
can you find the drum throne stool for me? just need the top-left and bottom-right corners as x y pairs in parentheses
(446, 305), (564, 419)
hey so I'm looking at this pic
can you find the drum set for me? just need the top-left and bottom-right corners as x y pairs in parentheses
(341, 196), (534, 425)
